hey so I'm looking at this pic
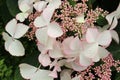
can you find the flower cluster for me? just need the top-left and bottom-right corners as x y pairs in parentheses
(2, 0), (120, 80)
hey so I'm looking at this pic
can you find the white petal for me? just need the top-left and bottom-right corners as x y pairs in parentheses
(47, 22), (63, 38)
(42, 7), (55, 23)
(31, 69), (53, 80)
(8, 40), (25, 56)
(49, 70), (57, 78)
(33, 1), (47, 12)
(97, 30), (112, 46)
(116, 3), (120, 19)
(83, 43), (99, 58)
(79, 53), (92, 66)
(106, 13), (115, 25)
(72, 76), (80, 80)
(2, 32), (11, 41)
(35, 28), (48, 46)
(71, 62), (87, 71)
(91, 54), (100, 62)
(70, 36), (81, 50)
(19, 3), (31, 12)
(110, 30), (119, 44)
(5, 38), (13, 51)
(109, 17), (118, 30)
(16, 12), (29, 22)
(98, 46), (109, 58)
(76, 14), (85, 23)
(34, 16), (48, 27)
(46, 37), (54, 49)
(62, 37), (78, 57)
(38, 54), (51, 67)
(5, 19), (17, 37)
(49, 42), (63, 58)
(18, 0), (31, 12)
(14, 23), (29, 39)
(86, 28), (99, 43)
(47, 0), (61, 9)
(60, 70), (71, 80)
(19, 63), (53, 80)
(19, 63), (36, 79)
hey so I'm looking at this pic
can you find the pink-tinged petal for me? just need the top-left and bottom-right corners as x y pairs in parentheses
(62, 37), (78, 57)
(83, 43), (99, 59)
(47, 0), (61, 9)
(38, 54), (51, 67)
(47, 22), (63, 38)
(86, 28), (99, 43)
(49, 41), (63, 58)
(50, 59), (58, 69)
(98, 46), (109, 59)
(42, 7), (55, 23)
(49, 70), (57, 78)
(49, 64), (60, 78)
(33, 1), (47, 12)
(5, 19), (17, 37)
(70, 36), (82, 51)
(110, 30), (119, 44)
(14, 23), (29, 39)
(37, 43), (48, 54)
(109, 17), (118, 30)
(79, 53), (92, 66)
(66, 57), (76, 62)
(35, 28), (48, 46)
(71, 62), (87, 71)
(34, 16), (48, 27)
(97, 30), (112, 46)
(62, 37), (74, 49)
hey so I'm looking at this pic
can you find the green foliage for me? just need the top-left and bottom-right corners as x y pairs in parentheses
(6, 0), (20, 17)
(68, 0), (76, 7)
(0, 58), (13, 80)
(14, 68), (23, 80)
(96, 15), (108, 26)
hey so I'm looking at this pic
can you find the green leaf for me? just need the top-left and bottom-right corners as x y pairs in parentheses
(96, 15), (108, 26)
(68, 0), (76, 7)
(0, 0), (12, 23)
(6, 0), (20, 17)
